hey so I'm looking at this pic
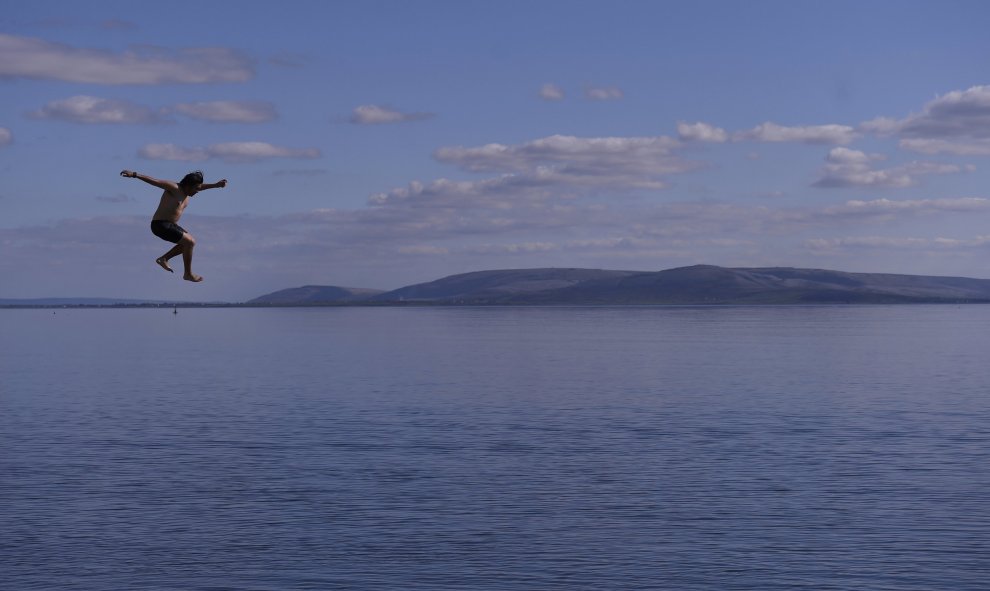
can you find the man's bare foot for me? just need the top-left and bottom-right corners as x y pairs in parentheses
(156, 257), (173, 273)
(183, 273), (204, 283)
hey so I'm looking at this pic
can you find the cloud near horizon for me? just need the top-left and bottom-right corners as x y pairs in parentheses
(0, 127), (11, 146)
(0, 34), (254, 84)
(812, 147), (969, 188)
(805, 234), (990, 256)
(6, 193), (990, 298)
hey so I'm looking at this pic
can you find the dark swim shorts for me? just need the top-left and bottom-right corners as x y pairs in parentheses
(150, 220), (187, 244)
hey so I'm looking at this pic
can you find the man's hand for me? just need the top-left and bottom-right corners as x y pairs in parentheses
(120, 170), (137, 178)
(218, 179), (228, 188)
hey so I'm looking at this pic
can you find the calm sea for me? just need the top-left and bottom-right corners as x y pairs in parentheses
(2, 306), (989, 590)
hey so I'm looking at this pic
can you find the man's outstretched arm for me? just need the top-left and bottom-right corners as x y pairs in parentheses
(120, 170), (178, 191)
(197, 179), (229, 191)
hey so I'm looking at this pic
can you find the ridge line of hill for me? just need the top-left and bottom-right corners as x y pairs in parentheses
(246, 265), (990, 305)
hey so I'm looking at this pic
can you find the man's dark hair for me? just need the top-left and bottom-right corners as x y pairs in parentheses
(179, 170), (204, 188)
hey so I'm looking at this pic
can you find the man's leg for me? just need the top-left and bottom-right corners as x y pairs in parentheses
(157, 243), (183, 272)
(179, 233), (203, 282)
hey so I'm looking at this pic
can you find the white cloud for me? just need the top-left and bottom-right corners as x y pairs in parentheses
(901, 86), (990, 138)
(858, 116), (901, 136)
(808, 197), (990, 222)
(677, 121), (728, 143)
(349, 104), (433, 124)
(899, 138), (990, 156)
(813, 147), (967, 188)
(585, 86), (624, 101)
(735, 121), (858, 145)
(539, 83), (565, 101)
(365, 134), (700, 208)
(862, 86), (990, 155)
(29, 97), (278, 125)
(29, 95), (166, 124)
(397, 245), (450, 255)
(137, 143), (207, 161)
(138, 142), (321, 162)
(806, 236), (931, 250)
(468, 242), (559, 254)
(0, 127), (11, 146)
(368, 172), (595, 209)
(173, 101), (277, 123)
(435, 134), (686, 175)
(0, 34), (254, 84)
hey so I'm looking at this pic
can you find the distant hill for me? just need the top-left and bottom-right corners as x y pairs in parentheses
(370, 268), (638, 302)
(354, 265), (990, 305)
(248, 285), (384, 305)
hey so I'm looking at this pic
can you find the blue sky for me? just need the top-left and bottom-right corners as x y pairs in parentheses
(4, 1), (990, 301)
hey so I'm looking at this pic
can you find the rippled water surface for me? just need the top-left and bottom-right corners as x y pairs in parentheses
(2, 306), (989, 590)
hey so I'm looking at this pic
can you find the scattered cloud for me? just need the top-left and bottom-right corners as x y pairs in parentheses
(435, 134), (686, 175)
(899, 139), (990, 156)
(669, 120), (859, 146)
(0, 127), (11, 146)
(412, 134), (699, 203)
(813, 147), (969, 188)
(806, 236), (934, 251)
(860, 86), (990, 155)
(803, 234), (990, 256)
(173, 101), (277, 123)
(539, 83), (565, 101)
(858, 116), (901, 136)
(734, 121), (858, 145)
(677, 121), (729, 143)
(585, 86), (624, 101)
(397, 245), (451, 255)
(792, 197), (990, 225)
(138, 142), (321, 162)
(0, 33), (254, 84)
(29, 95), (167, 124)
(349, 104), (434, 125)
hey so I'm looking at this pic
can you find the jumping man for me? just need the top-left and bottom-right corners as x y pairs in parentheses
(120, 169), (228, 282)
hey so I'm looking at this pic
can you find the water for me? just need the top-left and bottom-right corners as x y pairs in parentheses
(2, 306), (989, 590)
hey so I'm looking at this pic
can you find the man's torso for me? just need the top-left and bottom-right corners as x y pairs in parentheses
(152, 188), (190, 223)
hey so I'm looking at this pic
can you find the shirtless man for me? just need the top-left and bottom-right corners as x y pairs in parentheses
(120, 169), (227, 282)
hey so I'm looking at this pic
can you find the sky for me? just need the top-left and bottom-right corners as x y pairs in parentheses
(4, 0), (990, 301)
